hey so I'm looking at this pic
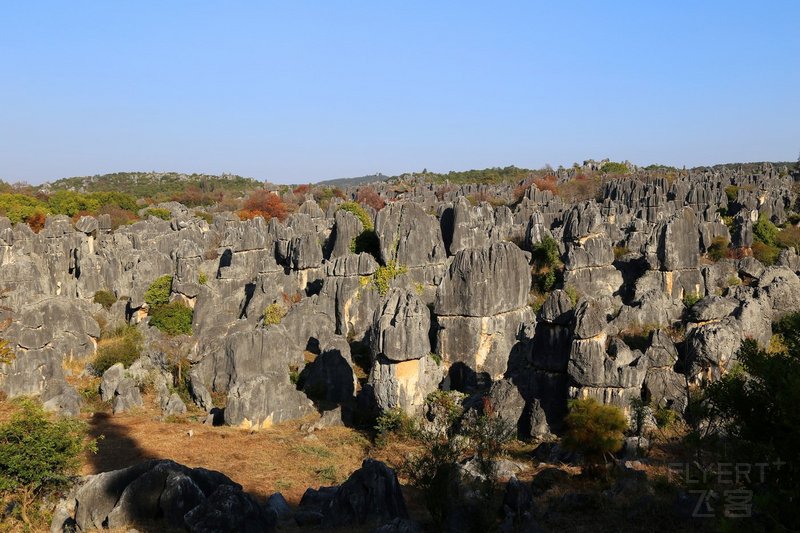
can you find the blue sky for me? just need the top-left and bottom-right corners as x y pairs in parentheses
(1, 1), (798, 184)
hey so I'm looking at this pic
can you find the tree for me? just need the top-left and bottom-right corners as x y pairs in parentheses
(563, 398), (627, 475)
(0, 399), (95, 525)
(356, 186), (385, 211)
(705, 338), (800, 529)
(238, 189), (288, 221)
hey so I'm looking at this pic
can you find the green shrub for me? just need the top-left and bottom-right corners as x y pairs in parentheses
(198, 271), (208, 285)
(0, 399), (96, 526)
(263, 303), (287, 325)
(531, 236), (561, 270)
(754, 214), (779, 247)
(705, 339), (800, 529)
(337, 201), (373, 230)
(752, 241), (779, 266)
(654, 405), (679, 428)
(373, 261), (408, 296)
(195, 211), (213, 224)
(425, 390), (463, 426)
(707, 236), (729, 261)
(1, 337), (16, 365)
(144, 275), (173, 307)
(533, 270), (557, 292)
(599, 161), (629, 175)
(724, 185), (739, 204)
(564, 285), (580, 306)
(563, 398), (627, 474)
(683, 292), (701, 307)
(92, 326), (142, 375)
(92, 290), (117, 310)
(375, 407), (417, 443)
(149, 301), (193, 336)
(143, 207), (171, 220)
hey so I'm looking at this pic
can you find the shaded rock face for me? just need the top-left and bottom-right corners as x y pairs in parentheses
(54, 460), (270, 533)
(293, 459), (408, 529)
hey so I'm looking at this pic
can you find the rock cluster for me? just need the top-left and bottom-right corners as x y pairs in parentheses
(0, 162), (797, 440)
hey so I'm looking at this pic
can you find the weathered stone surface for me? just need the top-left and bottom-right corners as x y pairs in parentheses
(435, 242), (530, 317)
(435, 307), (534, 378)
(375, 202), (447, 267)
(686, 317), (742, 384)
(572, 299), (607, 339)
(370, 288), (431, 362)
(368, 354), (444, 415)
(224, 376), (315, 429)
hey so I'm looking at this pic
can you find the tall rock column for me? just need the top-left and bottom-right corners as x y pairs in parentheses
(434, 242), (534, 380)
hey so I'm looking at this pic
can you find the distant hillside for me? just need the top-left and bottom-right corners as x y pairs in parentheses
(41, 172), (265, 199)
(315, 173), (390, 188)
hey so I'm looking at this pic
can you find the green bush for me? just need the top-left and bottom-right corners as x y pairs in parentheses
(375, 407), (418, 443)
(724, 185), (739, 204)
(149, 301), (193, 336)
(373, 261), (408, 296)
(0, 193), (48, 224)
(143, 207), (171, 220)
(263, 303), (287, 325)
(705, 338), (800, 529)
(753, 214), (779, 247)
(144, 275), (173, 307)
(707, 236), (729, 261)
(0, 337), (15, 365)
(564, 285), (580, 306)
(533, 270), (557, 293)
(337, 201), (373, 230)
(92, 326), (142, 375)
(198, 271), (208, 285)
(599, 161), (629, 175)
(0, 399), (95, 526)
(195, 211), (213, 224)
(563, 398), (627, 473)
(531, 236), (561, 270)
(683, 292), (701, 307)
(752, 241), (780, 266)
(92, 290), (117, 310)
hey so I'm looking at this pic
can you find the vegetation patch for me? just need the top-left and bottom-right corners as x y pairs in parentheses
(263, 303), (288, 326)
(0, 399), (96, 527)
(92, 290), (117, 310)
(144, 275), (173, 307)
(143, 207), (171, 220)
(372, 261), (408, 296)
(92, 325), (143, 375)
(149, 301), (193, 336)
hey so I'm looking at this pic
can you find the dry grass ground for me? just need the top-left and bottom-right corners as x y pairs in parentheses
(80, 397), (372, 505)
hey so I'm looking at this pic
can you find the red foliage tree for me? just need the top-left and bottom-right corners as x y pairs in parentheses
(533, 175), (558, 194)
(356, 186), (385, 211)
(238, 190), (288, 222)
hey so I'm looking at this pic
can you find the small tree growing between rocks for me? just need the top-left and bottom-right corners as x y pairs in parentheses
(0, 399), (95, 526)
(563, 398), (627, 476)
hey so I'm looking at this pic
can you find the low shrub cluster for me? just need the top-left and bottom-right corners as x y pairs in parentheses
(92, 325), (143, 374)
(0, 399), (95, 526)
(149, 301), (193, 336)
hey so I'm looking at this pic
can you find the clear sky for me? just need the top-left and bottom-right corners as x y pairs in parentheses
(1, 1), (798, 184)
